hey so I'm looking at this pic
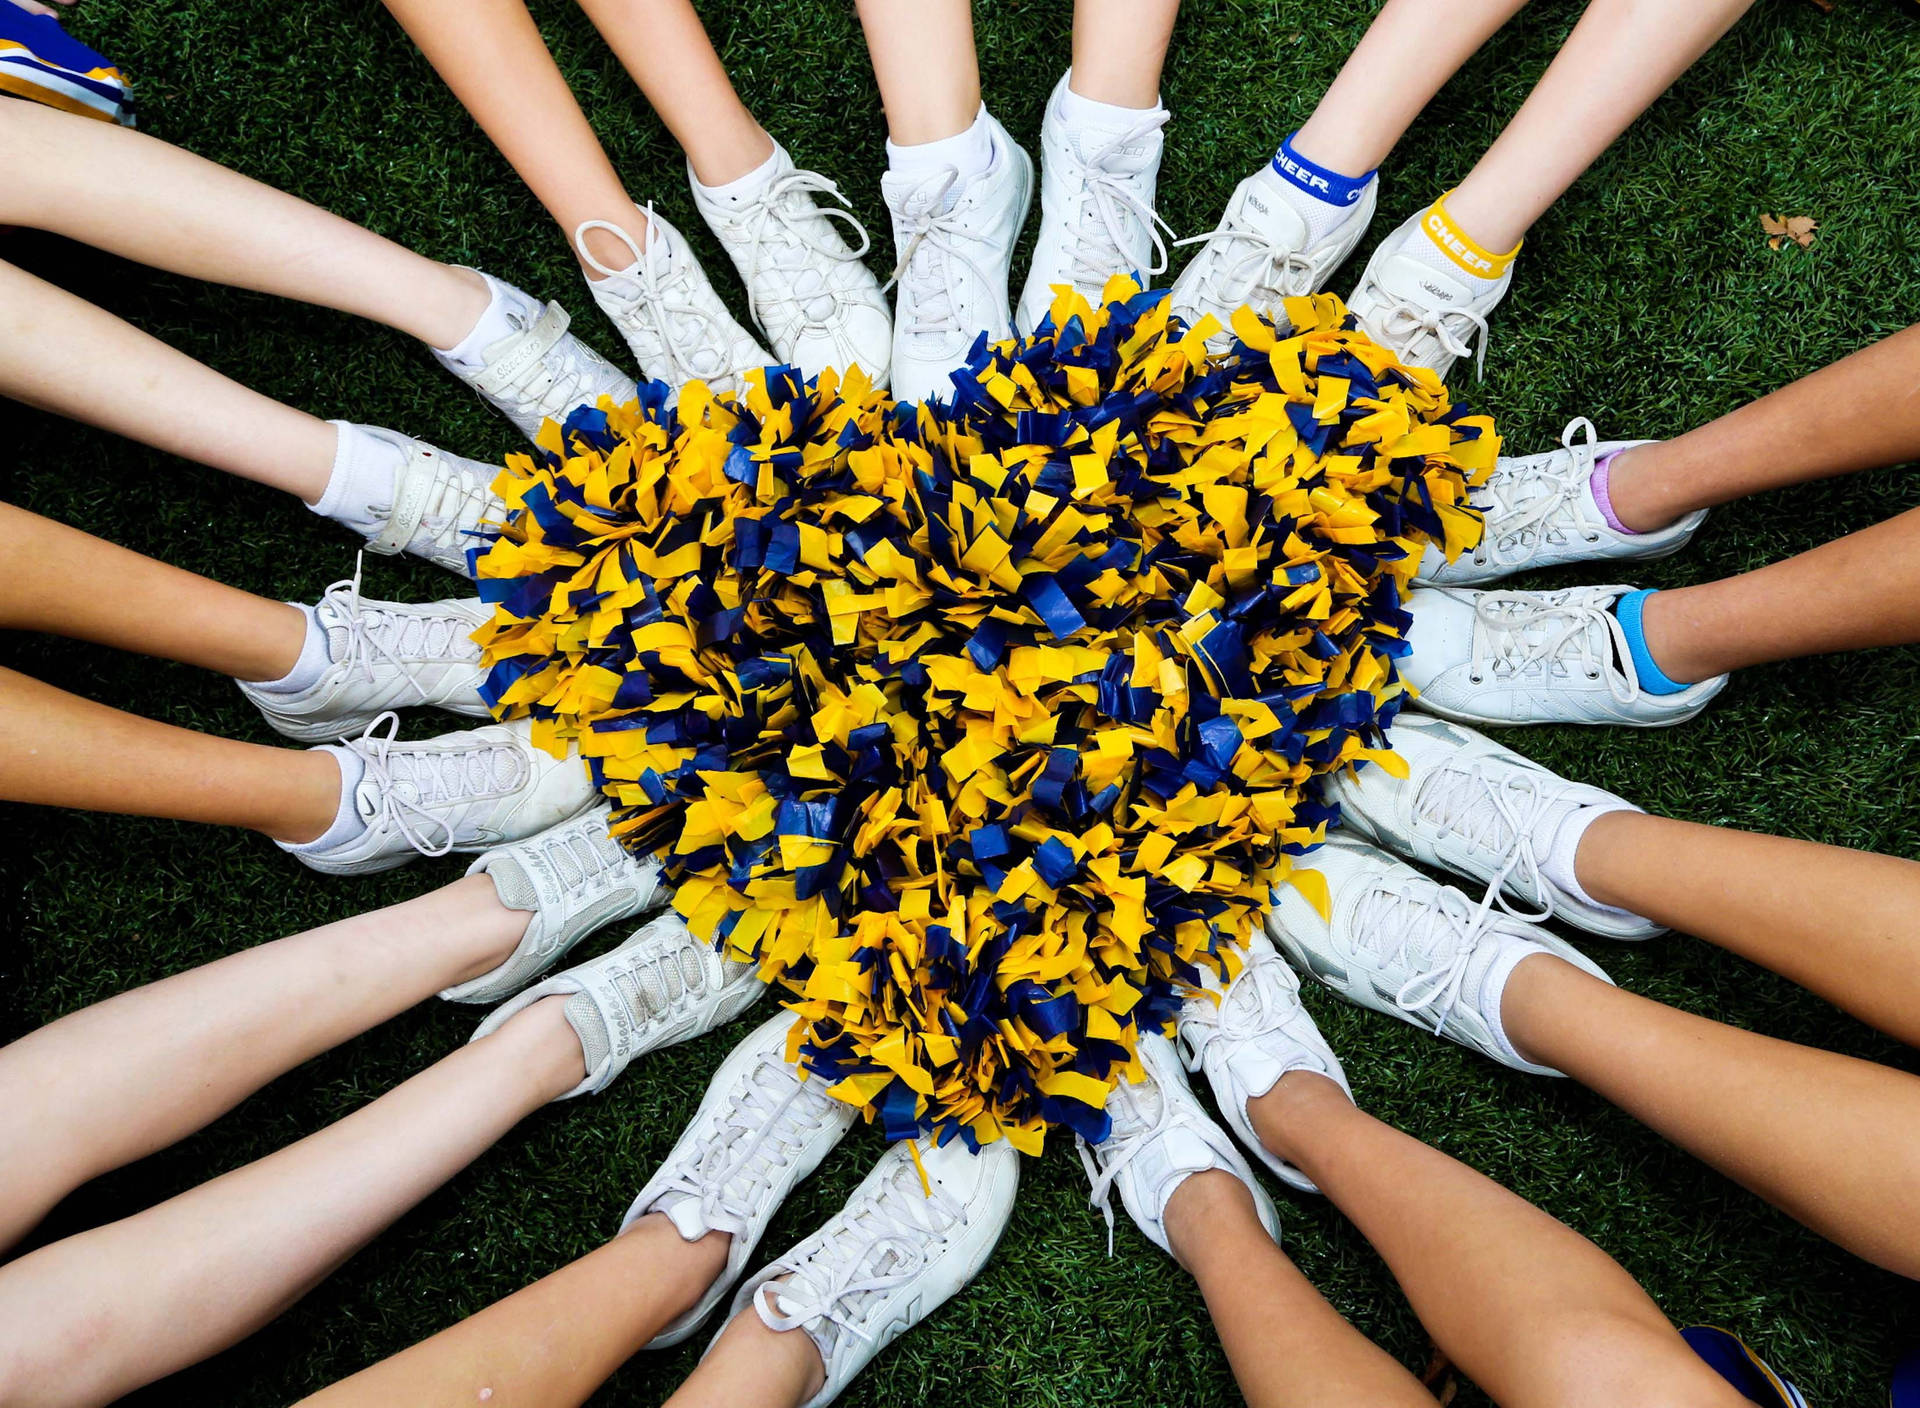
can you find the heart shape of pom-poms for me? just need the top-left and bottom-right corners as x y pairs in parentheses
(470, 279), (1494, 1154)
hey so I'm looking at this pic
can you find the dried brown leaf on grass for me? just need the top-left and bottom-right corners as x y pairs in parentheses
(1761, 213), (1820, 250)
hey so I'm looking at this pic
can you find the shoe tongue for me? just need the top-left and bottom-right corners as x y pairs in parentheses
(1069, 124), (1159, 175)
(1384, 250), (1471, 310)
(658, 1189), (714, 1241)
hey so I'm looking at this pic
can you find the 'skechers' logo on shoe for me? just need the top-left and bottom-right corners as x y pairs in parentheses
(1425, 211), (1495, 274)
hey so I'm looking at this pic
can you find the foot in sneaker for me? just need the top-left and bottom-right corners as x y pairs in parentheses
(691, 142), (892, 387)
(284, 714), (597, 876)
(1346, 197), (1513, 379)
(470, 913), (765, 1098)
(1268, 834), (1613, 1076)
(720, 1136), (1019, 1408)
(1403, 583), (1728, 727)
(623, 1012), (857, 1346)
(882, 106), (1034, 404)
(1327, 712), (1662, 940)
(237, 570), (488, 743)
(1176, 930), (1354, 1192)
(430, 268), (638, 444)
(576, 211), (771, 399)
(1169, 143), (1376, 346)
(1077, 1032), (1279, 1259)
(439, 804), (671, 1004)
(1416, 419), (1705, 586)
(315, 422), (504, 577)
(1015, 72), (1171, 335)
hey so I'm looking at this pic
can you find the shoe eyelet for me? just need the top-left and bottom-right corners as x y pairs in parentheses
(1586, 671), (1601, 681)
(1584, 533), (1600, 543)
(1469, 674), (1484, 684)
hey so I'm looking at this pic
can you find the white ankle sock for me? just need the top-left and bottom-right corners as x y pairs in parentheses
(250, 604), (332, 694)
(1540, 801), (1641, 913)
(435, 270), (545, 371)
(1057, 72), (1163, 128)
(313, 422), (405, 537)
(295, 745), (369, 853)
(886, 103), (996, 185)
(692, 142), (784, 207)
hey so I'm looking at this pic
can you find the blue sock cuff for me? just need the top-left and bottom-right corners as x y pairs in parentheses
(1613, 589), (1688, 695)
(1271, 132), (1375, 208)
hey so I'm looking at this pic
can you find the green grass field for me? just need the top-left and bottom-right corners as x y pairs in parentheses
(5, 0), (1920, 1402)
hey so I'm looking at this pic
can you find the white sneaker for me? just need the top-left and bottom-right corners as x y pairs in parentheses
(470, 912), (765, 1098)
(439, 804), (671, 1004)
(623, 1012), (857, 1347)
(1417, 420), (1704, 586)
(1269, 835), (1613, 1077)
(1175, 930), (1353, 1192)
(882, 111), (1034, 404)
(691, 145), (892, 387)
(1015, 73), (1171, 334)
(1326, 712), (1663, 940)
(1168, 165), (1375, 346)
(344, 426), (503, 577)
(721, 1136), (1019, 1408)
(576, 211), (772, 399)
(237, 573), (488, 743)
(1404, 583), (1728, 727)
(285, 714), (598, 876)
(1346, 211), (1509, 378)
(430, 269), (638, 444)
(1077, 1032), (1279, 1258)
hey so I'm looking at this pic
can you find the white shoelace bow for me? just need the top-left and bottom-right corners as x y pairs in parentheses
(1413, 762), (1589, 925)
(885, 168), (1003, 341)
(719, 169), (873, 331)
(1075, 1072), (1174, 1256)
(1062, 115), (1175, 288)
(1466, 589), (1641, 707)
(1469, 418), (1606, 568)
(1366, 280), (1493, 377)
(1175, 950), (1292, 1073)
(1350, 880), (1504, 1035)
(317, 557), (476, 705)
(756, 1158), (967, 1348)
(575, 207), (734, 383)
(342, 711), (523, 857)
(655, 1056), (824, 1234)
(1171, 214), (1318, 315)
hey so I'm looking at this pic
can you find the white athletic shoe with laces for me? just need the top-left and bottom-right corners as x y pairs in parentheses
(623, 1012), (858, 1347)
(1077, 1032), (1279, 1258)
(1169, 167), (1375, 347)
(334, 424), (503, 577)
(430, 270), (638, 443)
(288, 715), (596, 875)
(1417, 419), (1703, 586)
(1404, 583), (1727, 727)
(1268, 834), (1613, 1077)
(1015, 73), (1172, 334)
(1346, 211), (1508, 379)
(1327, 712), (1663, 940)
(577, 211), (772, 399)
(720, 1136), (1019, 1408)
(440, 804), (671, 1004)
(882, 110), (1034, 404)
(470, 912), (765, 1098)
(691, 144), (892, 386)
(237, 571), (488, 743)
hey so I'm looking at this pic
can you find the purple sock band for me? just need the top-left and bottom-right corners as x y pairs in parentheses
(1589, 450), (1636, 535)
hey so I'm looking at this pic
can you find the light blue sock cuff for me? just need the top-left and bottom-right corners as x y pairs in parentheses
(1613, 588), (1688, 696)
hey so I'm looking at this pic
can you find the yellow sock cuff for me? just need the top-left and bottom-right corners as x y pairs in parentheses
(1419, 194), (1522, 279)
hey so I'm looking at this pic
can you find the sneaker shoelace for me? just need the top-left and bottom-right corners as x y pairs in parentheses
(886, 167), (1003, 343)
(1413, 760), (1586, 924)
(1466, 588), (1641, 707)
(756, 1156), (968, 1353)
(1175, 949), (1295, 1072)
(316, 559), (479, 702)
(576, 209), (740, 384)
(608, 926), (717, 1028)
(345, 712), (527, 857)
(1468, 418), (1605, 568)
(1364, 273), (1493, 376)
(656, 1054), (832, 1235)
(1075, 1071), (1175, 1255)
(1171, 209), (1319, 316)
(491, 309), (615, 421)
(529, 815), (631, 901)
(1349, 880), (1502, 1036)
(1060, 115), (1174, 290)
(716, 169), (874, 333)
(392, 447), (496, 558)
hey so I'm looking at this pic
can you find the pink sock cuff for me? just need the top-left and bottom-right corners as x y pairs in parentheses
(1589, 450), (1633, 535)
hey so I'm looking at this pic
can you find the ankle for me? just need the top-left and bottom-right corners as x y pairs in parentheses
(1162, 1168), (1260, 1273)
(485, 993), (589, 1099)
(1497, 951), (1581, 1069)
(686, 119), (776, 190)
(621, 1211), (733, 1308)
(1567, 808), (1645, 914)
(1245, 1069), (1351, 1172)
(418, 264), (494, 353)
(443, 872), (535, 984)
(1600, 443), (1686, 533)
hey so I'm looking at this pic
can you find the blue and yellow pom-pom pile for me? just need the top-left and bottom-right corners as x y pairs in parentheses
(470, 278), (1494, 1154)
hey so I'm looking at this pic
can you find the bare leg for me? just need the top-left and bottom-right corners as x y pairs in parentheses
(0, 876), (527, 1249)
(1504, 956), (1920, 1280)
(0, 998), (585, 1408)
(854, 0), (980, 145)
(0, 503), (306, 681)
(1604, 323), (1920, 532)
(0, 259), (338, 502)
(1069, 0), (1181, 109)
(0, 667), (342, 843)
(0, 101), (487, 348)
(297, 1217), (729, 1408)
(379, 0), (652, 272)
(1446, 0), (1756, 250)
(1635, 506), (1920, 683)
(573, 0), (773, 186)
(1290, 0), (1531, 175)
(1574, 811), (1920, 1046)
(664, 1305), (824, 1408)
(1165, 1170), (1433, 1407)
(1251, 1074), (1747, 1408)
